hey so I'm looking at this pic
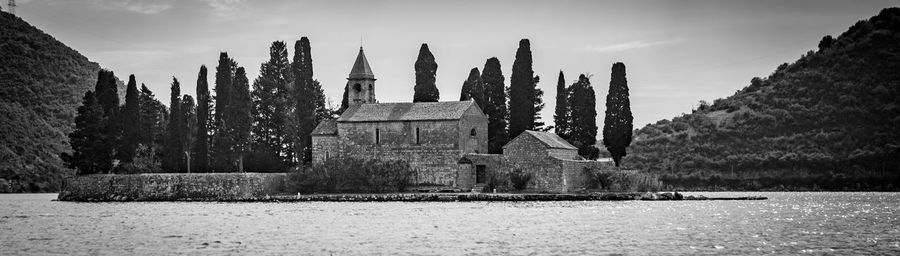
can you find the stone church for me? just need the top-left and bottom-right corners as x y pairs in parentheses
(312, 47), (611, 192)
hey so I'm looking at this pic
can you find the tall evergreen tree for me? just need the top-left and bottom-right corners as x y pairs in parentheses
(553, 71), (569, 138)
(62, 91), (108, 175)
(459, 67), (485, 108)
(212, 52), (236, 171)
(292, 37), (318, 163)
(94, 70), (120, 172)
(251, 41), (293, 169)
(413, 43), (439, 102)
(181, 95), (196, 172)
(508, 39), (536, 139)
(569, 74), (598, 159)
(194, 65), (211, 172)
(532, 75), (547, 131)
(139, 84), (167, 148)
(603, 62), (633, 166)
(164, 78), (185, 172)
(119, 74), (142, 163)
(230, 67), (253, 172)
(481, 57), (508, 153)
(339, 84), (349, 114)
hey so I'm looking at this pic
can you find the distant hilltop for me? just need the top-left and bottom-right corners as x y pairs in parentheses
(0, 11), (124, 192)
(627, 7), (900, 191)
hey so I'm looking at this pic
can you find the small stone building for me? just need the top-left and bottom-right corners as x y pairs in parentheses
(458, 131), (612, 193)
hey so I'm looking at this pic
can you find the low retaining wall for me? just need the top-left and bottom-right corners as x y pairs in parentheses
(58, 173), (288, 201)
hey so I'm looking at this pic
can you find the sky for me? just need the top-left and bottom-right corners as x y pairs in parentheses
(9, 0), (898, 130)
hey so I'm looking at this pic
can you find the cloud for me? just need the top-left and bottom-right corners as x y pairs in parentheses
(90, 0), (173, 15)
(201, 0), (245, 19)
(585, 39), (684, 53)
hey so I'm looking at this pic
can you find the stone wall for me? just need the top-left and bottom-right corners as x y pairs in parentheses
(311, 135), (338, 163)
(58, 173), (288, 201)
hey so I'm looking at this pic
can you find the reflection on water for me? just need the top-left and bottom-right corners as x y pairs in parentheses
(1, 192), (899, 255)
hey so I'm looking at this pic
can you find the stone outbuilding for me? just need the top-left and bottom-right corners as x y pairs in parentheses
(458, 131), (612, 193)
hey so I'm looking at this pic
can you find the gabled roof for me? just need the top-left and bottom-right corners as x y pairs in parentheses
(337, 101), (479, 122)
(507, 130), (577, 150)
(348, 47), (375, 79)
(311, 119), (337, 135)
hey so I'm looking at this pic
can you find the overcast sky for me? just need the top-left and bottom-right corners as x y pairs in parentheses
(11, 0), (898, 129)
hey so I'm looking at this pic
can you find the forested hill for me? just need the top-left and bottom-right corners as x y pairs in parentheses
(0, 12), (124, 192)
(625, 8), (900, 191)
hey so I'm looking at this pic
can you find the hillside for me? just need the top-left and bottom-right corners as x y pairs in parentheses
(625, 8), (900, 191)
(0, 12), (123, 192)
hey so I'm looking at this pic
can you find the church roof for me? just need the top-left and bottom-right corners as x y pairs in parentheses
(311, 119), (337, 135)
(348, 47), (375, 79)
(337, 101), (477, 122)
(509, 131), (578, 150)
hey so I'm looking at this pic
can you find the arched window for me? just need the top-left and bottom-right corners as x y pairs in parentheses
(470, 128), (477, 136)
(415, 127), (420, 144)
(354, 83), (362, 92)
(368, 84), (373, 91)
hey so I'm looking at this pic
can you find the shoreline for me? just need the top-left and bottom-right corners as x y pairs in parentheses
(59, 192), (768, 202)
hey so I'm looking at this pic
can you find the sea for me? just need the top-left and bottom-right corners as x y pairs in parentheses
(1, 192), (898, 255)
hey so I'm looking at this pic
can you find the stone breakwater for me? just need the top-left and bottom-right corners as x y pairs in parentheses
(57, 173), (287, 202)
(58, 173), (766, 202)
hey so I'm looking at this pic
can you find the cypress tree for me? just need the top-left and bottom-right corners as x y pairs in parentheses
(164, 77), (184, 172)
(509, 39), (536, 139)
(230, 67), (253, 172)
(251, 41), (292, 169)
(293, 37), (317, 163)
(213, 52), (236, 171)
(339, 84), (349, 114)
(569, 74), (598, 159)
(94, 70), (120, 173)
(119, 74), (142, 163)
(553, 71), (569, 138)
(602, 62), (633, 166)
(413, 43), (439, 102)
(63, 91), (108, 175)
(481, 57), (508, 153)
(532, 75), (546, 130)
(181, 95), (196, 173)
(460, 67), (485, 108)
(194, 65), (211, 172)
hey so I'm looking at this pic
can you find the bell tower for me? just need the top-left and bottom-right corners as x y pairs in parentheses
(347, 47), (376, 105)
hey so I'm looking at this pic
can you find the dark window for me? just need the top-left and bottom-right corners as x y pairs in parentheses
(368, 84), (373, 90)
(416, 127), (420, 144)
(375, 128), (380, 144)
(354, 83), (362, 92)
(470, 128), (477, 136)
(475, 165), (487, 184)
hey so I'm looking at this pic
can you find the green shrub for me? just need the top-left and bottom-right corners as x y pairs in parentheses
(508, 169), (533, 191)
(286, 157), (414, 194)
(583, 167), (662, 192)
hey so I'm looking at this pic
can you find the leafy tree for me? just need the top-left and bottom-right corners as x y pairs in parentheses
(603, 63), (633, 166)
(509, 39), (536, 139)
(460, 67), (486, 107)
(119, 74), (141, 163)
(481, 57), (508, 153)
(293, 37), (318, 163)
(193, 65), (211, 172)
(413, 43), (439, 102)
(569, 74), (598, 160)
(251, 41), (293, 170)
(164, 78), (184, 172)
(229, 67), (252, 172)
(139, 84), (167, 148)
(553, 71), (569, 138)
(62, 91), (109, 174)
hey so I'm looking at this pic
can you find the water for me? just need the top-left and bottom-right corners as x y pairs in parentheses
(1, 192), (899, 255)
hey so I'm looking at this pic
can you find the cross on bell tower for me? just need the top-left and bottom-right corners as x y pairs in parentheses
(346, 47), (376, 105)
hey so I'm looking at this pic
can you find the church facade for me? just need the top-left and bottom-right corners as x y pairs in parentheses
(312, 47), (612, 192)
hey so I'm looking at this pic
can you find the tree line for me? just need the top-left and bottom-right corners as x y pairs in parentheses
(64, 37), (635, 174)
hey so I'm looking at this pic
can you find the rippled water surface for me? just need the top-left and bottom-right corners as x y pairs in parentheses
(1, 192), (899, 255)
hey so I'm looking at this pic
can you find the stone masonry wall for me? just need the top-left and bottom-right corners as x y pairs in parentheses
(58, 173), (287, 201)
